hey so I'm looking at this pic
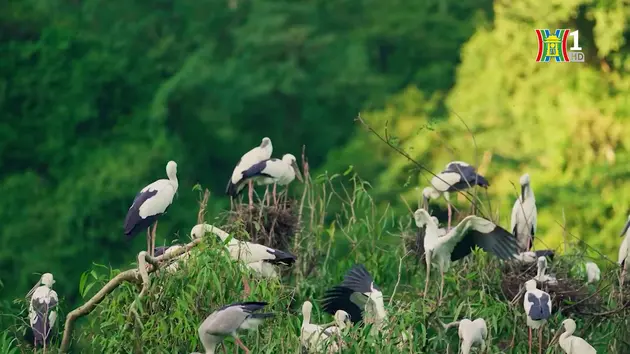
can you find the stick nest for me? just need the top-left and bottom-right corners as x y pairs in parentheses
(500, 262), (603, 316)
(223, 199), (300, 251)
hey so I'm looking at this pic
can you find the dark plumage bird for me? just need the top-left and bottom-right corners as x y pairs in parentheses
(26, 273), (58, 348)
(414, 208), (519, 298)
(193, 301), (274, 354)
(523, 279), (552, 354)
(321, 264), (387, 335)
(124, 160), (178, 257)
(422, 161), (490, 230)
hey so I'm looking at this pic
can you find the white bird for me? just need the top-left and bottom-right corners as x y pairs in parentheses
(514, 250), (555, 264)
(449, 318), (488, 354)
(422, 161), (490, 230)
(533, 256), (558, 286)
(523, 279), (552, 354)
(238, 153), (303, 206)
(510, 173), (537, 252)
(190, 224), (296, 295)
(124, 160), (178, 257)
(414, 208), (519, 299)
(26, 273), (58, 348)
(193, 301), (273, 354)
(322, 264), (387, 336)
(557, 319), (596, 354)
(619, 214), (630, 287)
(585, 262), (600, 284)
(226, 137), (273, 207)
(300, 301), (350, 353)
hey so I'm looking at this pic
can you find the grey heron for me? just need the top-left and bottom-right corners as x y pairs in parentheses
(193, 301), (273, 354)
(124, 160), (178, 257)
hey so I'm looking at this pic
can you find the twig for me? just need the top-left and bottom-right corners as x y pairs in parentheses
(197, 189), (211, 225)
(389, 251), (410, 306)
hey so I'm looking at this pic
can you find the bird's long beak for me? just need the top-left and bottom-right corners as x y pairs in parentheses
(292, 162), (303, 182)
(548, 328), (563, 346)
(520, 185), (526, 202)
(621, 219), (630, 237)
(25, 281), (39, 299)
(422, 195), (429, 210)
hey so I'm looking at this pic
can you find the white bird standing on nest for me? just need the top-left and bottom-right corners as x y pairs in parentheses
(192, 301), (274, 354)
(556, 319), (596, 354)
(191, 224), (296, 296)
(585, 262), (600, 284)
(26, 273), (58, 349)
(226, 137), (273, 208)
(510, 173), (537, 252)
(300, 300), (350, 353)
(523, 279), (552, 354)
(321, 264), (387, 336)
(124, 160), (178, 257)
(619, 214), (630, 287)
(421, 161), (490, 231)
(533, 256), (557, 286)
(239, 153), (303, 206)
(414, 208), (519, 299)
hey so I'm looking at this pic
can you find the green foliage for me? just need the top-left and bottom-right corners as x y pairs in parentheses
(5, 175), (629, 353)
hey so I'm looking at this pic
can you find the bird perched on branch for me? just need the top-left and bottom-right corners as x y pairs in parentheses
(321, 264), (387, 336)
(193, 301), (274, 354)
(414, 208), (518, 299)
(422, 161), (490, 230)
(191, 223), (296, 296)
(226, 137), (273, 207)
(511, 173), (537, 252)
(556, 319), (596, 354)
(124, 160), (178, 257)
(26, 273), (58, 349)
(523, 279), (552, 354)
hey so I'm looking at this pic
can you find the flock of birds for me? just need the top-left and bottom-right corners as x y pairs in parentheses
(23, 137), (630, 353)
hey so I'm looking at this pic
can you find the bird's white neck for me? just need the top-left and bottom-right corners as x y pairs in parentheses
(522, 184), (534, 202)
(559, 329), (573, 346)
(302, 307), (312, 325)
(203, 224), (238, 246)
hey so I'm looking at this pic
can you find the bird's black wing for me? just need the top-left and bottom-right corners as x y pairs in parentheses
(321, 286), (364, 323)
(241, 159), (276, 179)
(527, 293), (551, 320)
(31, 296), (58, 346)
(446, 163), (489, 188)
(534, 250), (555, 261)
(123, 189), (159, 237)
(340, 264), (377, 293)
(451, 218), (518, 261)
(415, 225), (427, 260)
(263, 248), (297, 266)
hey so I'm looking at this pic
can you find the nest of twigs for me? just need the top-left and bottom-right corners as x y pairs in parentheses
(223, 199), (300, 251)
(500, 261), (603, 316)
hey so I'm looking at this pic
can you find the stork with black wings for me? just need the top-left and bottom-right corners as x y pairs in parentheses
(414, 208), (519, 300)
(321, 264), (387, 336)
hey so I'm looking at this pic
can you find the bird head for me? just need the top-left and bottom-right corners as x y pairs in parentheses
(301, 300), (313, 317)
(260, 137), (271, 148)
(166, 160), (177, 179)
(334, 310), (351, 328)
(561, 318), (576, 331)
(413, 208), (432, 228)
(190, 224), (207, 239)
(524, 279), (537, 291)
(41, 273), (55, 287)
(621, 214), (630, 237)
(282, 154), (303, 182)
(536, 256), (547, 272)
(519, 173), (530, 200)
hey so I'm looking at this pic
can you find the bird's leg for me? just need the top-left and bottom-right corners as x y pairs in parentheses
(264, 186), (270, 207)
(423, 251), (431, 298)
(272, 183), (278, 206)
(528, 327), (532, 354)
(151, 221), (158, 257)
(241, 275), (251, 298)
(447, 203), (453, 231)
(222, 343), (227, 354)
(480, 339), (486, 353)
(146, 228), (151, 255)
(248, 180), (254, 208)
(234, 337), (250, 354)
(439, 264), (445, 302)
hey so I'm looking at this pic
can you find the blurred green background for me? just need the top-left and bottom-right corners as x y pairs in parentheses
(1, 0), (629, 309)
